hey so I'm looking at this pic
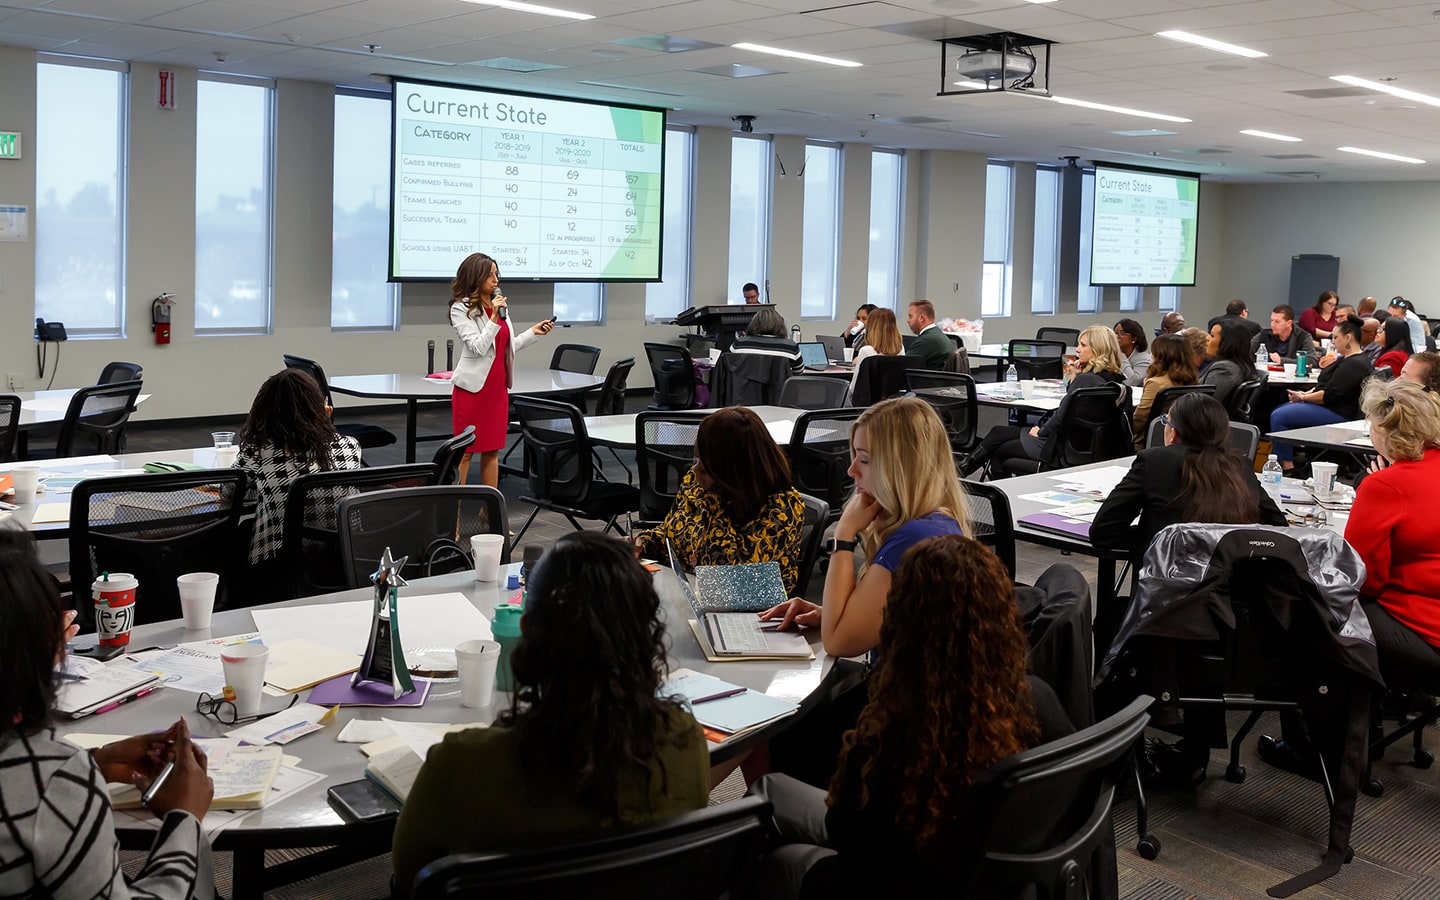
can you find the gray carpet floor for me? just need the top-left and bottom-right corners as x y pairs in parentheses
(109, 396), (1439, 898)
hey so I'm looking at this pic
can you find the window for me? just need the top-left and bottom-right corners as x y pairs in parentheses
(195, 76), (274, 334)
(332, 91), (398, 331)
(35, 59), (127, 336)
(867, 149), (903, 310)
(728, 135), (771, 304)
(1031, 167), (1060, 315)
(646, 127), (694, 321)
(800, 142), (841, 319)
(552, 283), (604, 323)
(1077, 171), (1101, 314)
(981, 162), (1013, 318)
(1120, 286), (1142, 312)
(1159, 286), (1180, 312)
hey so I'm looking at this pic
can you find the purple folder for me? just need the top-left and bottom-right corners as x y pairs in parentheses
(307, 673), (432, 707)
(1019, 511), (1093, 540)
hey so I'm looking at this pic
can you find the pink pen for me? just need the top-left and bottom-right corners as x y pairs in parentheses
(91, 686), (159, 717)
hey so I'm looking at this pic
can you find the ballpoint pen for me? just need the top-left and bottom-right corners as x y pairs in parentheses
(87, 686), (160, 717)
(140, 760), (176, 806)
(691, 687), (747, 704)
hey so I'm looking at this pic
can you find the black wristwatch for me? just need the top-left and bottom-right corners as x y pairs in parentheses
(825, 536), (859, 556)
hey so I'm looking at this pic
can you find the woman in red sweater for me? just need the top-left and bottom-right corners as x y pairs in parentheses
(1298, 290), (1339, 341)
(1344, 378), (1440, 685)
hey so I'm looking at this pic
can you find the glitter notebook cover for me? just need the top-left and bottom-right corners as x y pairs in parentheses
(694, 562), (787, 613)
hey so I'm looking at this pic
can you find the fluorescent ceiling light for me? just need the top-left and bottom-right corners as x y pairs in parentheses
(1338, 145), (1425, 164)
(731, 42), (862, 68)
(1046, 95), (1191, 123)
(1240, 129), (1301, 142)
(1156, 30), (1266, 59)
(462, 0), (593, 20)
(1330, 75), (1440, 108)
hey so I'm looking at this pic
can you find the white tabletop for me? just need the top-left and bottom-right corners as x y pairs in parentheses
(17, 389), (152, 427)
(327, 370), (604, 401)
(2, 447), (219, 533)
(581, 405), (800, 448)
(1268, 419), (1374, 453)
(971, 380), (1137, 413)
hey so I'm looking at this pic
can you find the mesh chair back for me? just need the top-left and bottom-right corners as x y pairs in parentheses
(960, 480), (1016, 577)
(98, 361), (143, 384)
(512, 398), (595, 506)
(905, 370), (979, 452)
(1149, 383), (1215, 421)
(1145, 418), (1260, 461)
(644, 342), (696, 410)
(282, 354), (396, 450)
(55, 381), (143, 458)
(635, 411), (708, 524)
(1045, 383), (1131, 469)
(1005, 340), (1066, 381)
(283, 463), (436, 598)
(1228, 372), (1268, 424)
(69, 469), (248, 625)
(788, 408), (861, 519)
(0, 394), (18, 462)
(549, 343), (602, 375)
(282, 354), (333, 403)
(595, 358), (635, 416)
(943, 347), (971, 375)
(850, 355), (921, 407)
(338, 485), (508, 588)
(778, 375), (849, 411)
(795, 493), (831, 598)
(430, 426), (476, 486)
(1035, 326), (1081, 346)
(411, 796), (772, 900)
(712, 353), (790, 408)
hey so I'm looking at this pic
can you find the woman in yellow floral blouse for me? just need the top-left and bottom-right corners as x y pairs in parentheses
(633, 407), (805, 595)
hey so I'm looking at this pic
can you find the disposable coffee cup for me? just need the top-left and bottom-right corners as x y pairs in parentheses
(92, 573), (139, 648)
(1311, 461), (1339, 501)
(1020, 380), (1036, 400)
(842, 347), (854, 363)
(213, 445), (239, 466)
(471, 533), (505, 582)
(220, 643), (270, 718)
(455, 639), (501, 709)
(177, 572), (219, 630)
(1283, 363), (1296, 380)
(212, 431), (236, 448)
(10, 465), (40, 504)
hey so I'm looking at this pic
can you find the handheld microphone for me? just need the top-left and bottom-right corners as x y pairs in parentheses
(764, 279), (771, 304)
(446, 339), (454, 371)
(427, 340), (435, 375)
(495, 290), (508, 320)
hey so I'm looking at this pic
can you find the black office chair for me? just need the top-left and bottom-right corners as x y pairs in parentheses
(281, 463), (436, 599)
(27, 380), (143, 459)
(1148, 383), (1215, 422)
(1002, 383), (1131, 476)
(1035, 326), (1081, 346)
(1228, 372), (1269, 425)
(905, 370), (979, 454)
(634, 410), (707, 529)
(589, 357), (637, 480)
(282, 354), (397, 452)
(850, 355), (921, 407)
(795, 493), (831, 599)
(960, 480), (1016, 578)
(97, 361), (143, 384)
(510, 397), (639, 544)
(943, 347), (972, 376)
(711, 353), (790, 407)
(1004, 340), (1067, 382)
(68, 469), (249, 626)
(778, 375), (849, 411)
(430, 426), (476, 486)
(411, 796), (772, 900)
(549, 343), (602, 375)
(337, 485), (509, 588)
(787, 408), (862, 523)
(643, 342), (696, 410)
(1145, 418), (1260, 461)
(0, 394), (18, 462)
(1373, 364), (1394, 381)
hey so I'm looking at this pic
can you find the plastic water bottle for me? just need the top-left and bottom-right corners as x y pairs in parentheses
(1261, 454), (1284, 503)
(790, 324), (801, 343)
(1256, 343), (1269, 367)
(1005, 364), (1019, 387)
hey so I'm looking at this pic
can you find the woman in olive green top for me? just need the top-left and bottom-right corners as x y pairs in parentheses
(391, 533), (710, 891)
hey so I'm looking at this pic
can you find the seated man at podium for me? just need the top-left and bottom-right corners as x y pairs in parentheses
(743, 282), (762, 304)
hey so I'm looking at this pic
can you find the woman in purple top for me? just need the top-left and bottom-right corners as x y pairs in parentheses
(761, 397), (969, 658)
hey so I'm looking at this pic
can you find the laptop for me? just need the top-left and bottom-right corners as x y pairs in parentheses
(797, 341), (830, 371)
(817, 334), (849, 365)
(666, 540), (810, 657)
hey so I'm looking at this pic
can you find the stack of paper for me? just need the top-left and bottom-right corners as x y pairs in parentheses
(107, 741), (285, 810)
(55, 659), (160, 718)
(362, 719), (485, 802)
(665, 670), (799, 744)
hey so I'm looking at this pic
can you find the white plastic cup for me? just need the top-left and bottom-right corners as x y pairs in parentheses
(1020, 380), (1036, 400)
(213, 445), (239, 466)
(1283, 363), (1296, 380)
(220, 643), (270, 718)
(211, 431), (236, 448)
(471, 534), (505, 582)
(10, 465), (40, 504)
(455, 639), (501, 709)
(177, 572), (219, 630)
(842, 347), (854, 363)
(1311, 461), (1339, 501)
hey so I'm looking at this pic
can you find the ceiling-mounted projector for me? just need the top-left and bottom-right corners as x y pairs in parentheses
(937, 31), (1053, 97)
(955, 47), (1037, 85)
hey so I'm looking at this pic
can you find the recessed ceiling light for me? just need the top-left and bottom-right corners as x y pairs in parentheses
(731, 42), (862, 68)
(459, 0), (593, 21)
(1330, 75), (1440, 108)
(1156, 30), (1266, 58)
(1338, 145), (1425, 164)
(1045, 95), (1191, 123)
(1240, 129), (1302, 142)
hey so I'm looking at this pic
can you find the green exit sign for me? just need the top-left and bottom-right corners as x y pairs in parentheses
(0, 132), (21, 159)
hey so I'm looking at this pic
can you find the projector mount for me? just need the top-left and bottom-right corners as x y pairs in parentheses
(937, 31), (1054, 98)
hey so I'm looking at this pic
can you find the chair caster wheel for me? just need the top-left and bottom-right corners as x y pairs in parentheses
(1225, 763), (1246, 783)
(1413, 749), (1434, 769)
(1361, 778), (1385, 798)
(1137, 836), (1161, 860)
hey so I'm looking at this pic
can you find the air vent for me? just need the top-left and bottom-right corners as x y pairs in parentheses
(1286, 87), (1373, 100)
(468, 58), (563, 72)
(1191, 148), (1231, 154)
(577, 81), (684, 97)
(1265, 171), (1324, 178)
(613, 34), (723, 53)
(1264, 153), (1323, 160)
(687, 64), (785, 78)
(876, 115), (947, 124)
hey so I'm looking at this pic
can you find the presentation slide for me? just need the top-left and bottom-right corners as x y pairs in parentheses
(1089, 164), (1199, 286)
(389, 79), (665, 282)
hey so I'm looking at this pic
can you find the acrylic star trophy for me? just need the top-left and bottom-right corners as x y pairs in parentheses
(352, 547), (416, 699)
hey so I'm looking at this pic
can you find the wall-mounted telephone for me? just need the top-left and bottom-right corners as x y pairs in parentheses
(34, 319), (68, 342)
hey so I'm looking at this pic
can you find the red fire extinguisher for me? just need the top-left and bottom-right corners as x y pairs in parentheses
(152, 293), (174, 345)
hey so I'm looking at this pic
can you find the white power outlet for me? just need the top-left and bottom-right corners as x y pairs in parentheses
(6, 372), (22, 390)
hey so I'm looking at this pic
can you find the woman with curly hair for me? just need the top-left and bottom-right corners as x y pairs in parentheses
(747, 535), (1072, 898)
(391, 532), (710, 888)
(1131, 333), (1198, 449)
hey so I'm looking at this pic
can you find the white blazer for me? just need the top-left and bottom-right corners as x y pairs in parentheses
(449, 300), (540, 393)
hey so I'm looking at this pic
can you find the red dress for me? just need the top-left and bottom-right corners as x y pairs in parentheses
(451, 315), (510, 453)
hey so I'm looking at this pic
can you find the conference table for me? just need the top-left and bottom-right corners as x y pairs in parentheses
(578, 404), (802, 448)
(1268, 419), (1375, 467)
(55, 564), (832, 899)
(327, 371), (605, 463)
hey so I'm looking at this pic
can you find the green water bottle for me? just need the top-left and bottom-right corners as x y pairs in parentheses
(491, 604), (524, 693)
(1296, 352), (1309, 378)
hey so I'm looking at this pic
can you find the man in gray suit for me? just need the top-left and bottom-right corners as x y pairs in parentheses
(905, 299), (952, 369)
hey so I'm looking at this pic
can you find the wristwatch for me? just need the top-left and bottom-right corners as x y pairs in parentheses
(825, 536), (859, 556)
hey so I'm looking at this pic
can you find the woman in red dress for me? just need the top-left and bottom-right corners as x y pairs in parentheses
(449, 252), (554, 486)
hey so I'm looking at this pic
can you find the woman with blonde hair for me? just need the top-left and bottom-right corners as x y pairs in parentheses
(760, 396), (969, 659)
(961, 325), (1126, 478)
(847, 308), (904, 397)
